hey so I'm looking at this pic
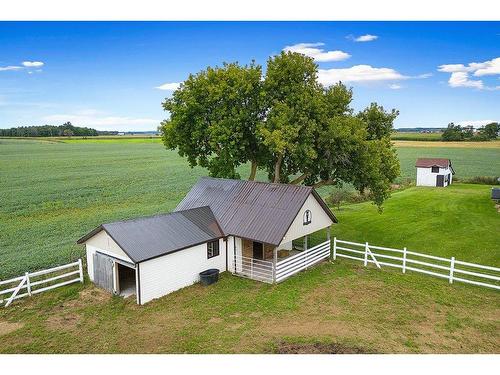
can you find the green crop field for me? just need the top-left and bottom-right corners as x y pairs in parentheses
(391, 131), (442, 141)
(0, 138), (499, 279)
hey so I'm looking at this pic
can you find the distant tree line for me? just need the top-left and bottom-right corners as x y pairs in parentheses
(0, 122), (99, 137)
(442, 122), (499, 141)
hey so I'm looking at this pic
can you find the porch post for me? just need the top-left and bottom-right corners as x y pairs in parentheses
(327, 225), (332, 261)
(273, 247), (277, 283)
(304, 235), (308, 251)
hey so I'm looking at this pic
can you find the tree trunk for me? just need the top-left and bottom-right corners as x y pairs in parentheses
(248, 160), (258, 181)
(290, 173), (308, 185)
(312, 179), (335, 188)
(273, 155), (283, 183)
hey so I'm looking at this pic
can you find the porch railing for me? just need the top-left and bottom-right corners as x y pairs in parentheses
(275, 240), (331, 282)
(233, 255), (274, 283)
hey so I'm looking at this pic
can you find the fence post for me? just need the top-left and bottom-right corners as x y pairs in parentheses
(327, 227), (331, 261)
(364, 242), (369, 267)
(333, 237), (337, 261)
(25, 272), (32, 296)
(449, 257), (455, 284)
(78, 258), (84, 283)
(402, 247), (407, 274)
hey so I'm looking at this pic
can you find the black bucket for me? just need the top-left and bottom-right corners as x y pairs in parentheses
(199, 269), (220, 286)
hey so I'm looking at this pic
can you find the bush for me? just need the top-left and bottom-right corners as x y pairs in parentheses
(454, 176), (500, 185)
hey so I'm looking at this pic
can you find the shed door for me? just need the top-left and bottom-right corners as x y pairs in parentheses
(93, 253), (114, 293)
(436, 175), (444, 187)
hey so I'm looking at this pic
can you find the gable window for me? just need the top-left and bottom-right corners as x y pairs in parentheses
(431, 166), (439, 173)
(303, 210), (312, 225)
(207, 240), (220, 259)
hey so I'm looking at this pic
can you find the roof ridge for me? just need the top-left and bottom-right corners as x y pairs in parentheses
(103, 206), (212, 226)
(200, 176), (313, 190)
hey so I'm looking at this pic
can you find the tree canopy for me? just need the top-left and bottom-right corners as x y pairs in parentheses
(160, 51), (400, 207)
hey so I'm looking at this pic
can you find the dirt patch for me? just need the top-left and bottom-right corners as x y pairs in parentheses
(61, 286), (111, 309)
(46, 313), (81, 331)
(208, 317), (222, 323)
(272, 341), (372, 354)
(0, 321), (24, 336)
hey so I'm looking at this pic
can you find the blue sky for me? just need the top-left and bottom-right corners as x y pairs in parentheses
(0, 21), (499, 131)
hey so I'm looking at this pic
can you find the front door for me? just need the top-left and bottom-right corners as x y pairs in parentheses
(252, 241), (263, 260)
(436, 175), (444, 187)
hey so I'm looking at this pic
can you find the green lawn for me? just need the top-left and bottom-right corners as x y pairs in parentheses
(0, 138), (499, 279)
(332, 184), (500, 265)
(0, 261), (498, 353)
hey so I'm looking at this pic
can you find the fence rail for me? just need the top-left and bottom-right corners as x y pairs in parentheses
(333, 238), (500, 290)
(275, 241), (330, 282)
(0, 259), (84, 307)
(233, 255), (274, 283)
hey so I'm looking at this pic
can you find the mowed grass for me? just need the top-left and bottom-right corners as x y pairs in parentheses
(332, 184), (500, 265)
(0, 138), (499, 279)
(0, 261), (498, 353)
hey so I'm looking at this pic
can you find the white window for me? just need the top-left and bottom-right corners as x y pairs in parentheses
(303, 210), (312, 225)
(207, 240), (220, 259)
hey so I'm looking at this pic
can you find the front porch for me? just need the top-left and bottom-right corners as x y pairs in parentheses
(230, 230), (332, 284)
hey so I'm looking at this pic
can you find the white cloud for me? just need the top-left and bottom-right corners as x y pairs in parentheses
(155, 82), (181, 91)
(318, 64), (408, 86)
(0, 65), (23, 71)
(389, 84), (402, 90)
(448, 72), (484, 89)
(283, 43), (350, 62)
(22, 61), (44, 68)
(438, 57), (500, 89)
(42, 111), (160, 131)
(353, 34), (378, 42)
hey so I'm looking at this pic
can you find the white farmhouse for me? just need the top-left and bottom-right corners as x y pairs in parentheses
(77, 177), (337, 304)
(415, 158), (455, 187)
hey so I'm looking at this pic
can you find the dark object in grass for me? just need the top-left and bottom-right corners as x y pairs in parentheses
(199, 269), (220, 286)
(492, 188), (500, 201)
(272, 341), (373, 354)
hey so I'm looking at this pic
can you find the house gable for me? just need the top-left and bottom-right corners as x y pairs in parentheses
(280, 193), (334, 246)
(84, 229), (134, 263)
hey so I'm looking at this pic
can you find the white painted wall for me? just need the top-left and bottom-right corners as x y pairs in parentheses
(280, 194), (334, 246)
(416, 167), (453, 187)
(84, 230), (134, 281)
(139, 238), (226, 304)
(226, 236), (242, 273)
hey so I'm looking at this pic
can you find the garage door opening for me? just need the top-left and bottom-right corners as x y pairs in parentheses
(117, 263), (136, 298)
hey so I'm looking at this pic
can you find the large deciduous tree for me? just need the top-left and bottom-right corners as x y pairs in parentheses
(160, 52), (401, 207)
(161, 62), (265, 180)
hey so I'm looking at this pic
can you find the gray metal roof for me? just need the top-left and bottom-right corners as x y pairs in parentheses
(175, 177), (337, 246)
(77, 206), (223, 263)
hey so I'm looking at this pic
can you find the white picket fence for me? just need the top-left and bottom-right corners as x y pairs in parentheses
(275, 240), (331, 282)
(0, 259), (84, 307)
(333, 238), (500, 290)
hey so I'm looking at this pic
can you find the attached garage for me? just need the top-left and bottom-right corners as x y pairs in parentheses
(77, 206), (225, 304)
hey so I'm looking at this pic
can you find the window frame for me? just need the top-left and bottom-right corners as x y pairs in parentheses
(207, 239), (220, 259)
(431, 166), (440, 173)
(303, 209), (312, 225)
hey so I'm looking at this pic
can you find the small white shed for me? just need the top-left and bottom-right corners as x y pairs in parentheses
(416, 158), (455, 187)
(77, 177), (337, 304)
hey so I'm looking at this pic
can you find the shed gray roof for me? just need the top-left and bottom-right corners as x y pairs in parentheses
(77, 206), (223, 263)
(175, 177), (337, 246)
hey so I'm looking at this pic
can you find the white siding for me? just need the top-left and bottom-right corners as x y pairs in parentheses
(84, 230), (134, 281)
(279, 194), (334, 246)
(227, 236), (243, 273)
(139, 238), (226, 304)
(416, 167), (453, 187)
